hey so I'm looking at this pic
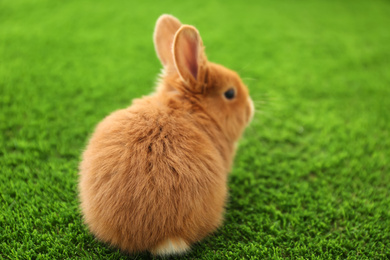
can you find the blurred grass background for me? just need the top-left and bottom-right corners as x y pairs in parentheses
(1, 0), (390, 259)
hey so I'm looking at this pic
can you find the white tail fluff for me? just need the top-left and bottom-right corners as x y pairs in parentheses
(150, 238), (190, 256)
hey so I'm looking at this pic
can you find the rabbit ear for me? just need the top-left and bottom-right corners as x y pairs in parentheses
(153, 14), (182, 69)
(173, 25), (207, 91)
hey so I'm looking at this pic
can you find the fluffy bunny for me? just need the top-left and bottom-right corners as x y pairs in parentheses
(79, 14), (254, 256)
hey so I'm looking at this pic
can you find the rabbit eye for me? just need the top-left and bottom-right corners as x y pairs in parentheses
(224, 88), (235, 100)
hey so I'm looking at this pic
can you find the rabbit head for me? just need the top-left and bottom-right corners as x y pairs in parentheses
(154, 15), (254, 144)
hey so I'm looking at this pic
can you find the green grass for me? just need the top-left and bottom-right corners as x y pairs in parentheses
(1, 0), (390, 259)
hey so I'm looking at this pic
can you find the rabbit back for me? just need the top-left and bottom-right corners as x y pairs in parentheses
(79, 96), (227, 253)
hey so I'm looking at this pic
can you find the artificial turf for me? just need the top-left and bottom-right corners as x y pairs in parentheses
(1, 0), (390, 259)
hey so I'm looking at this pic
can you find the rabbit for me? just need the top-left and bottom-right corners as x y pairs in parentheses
(78, 14), (254, 256)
